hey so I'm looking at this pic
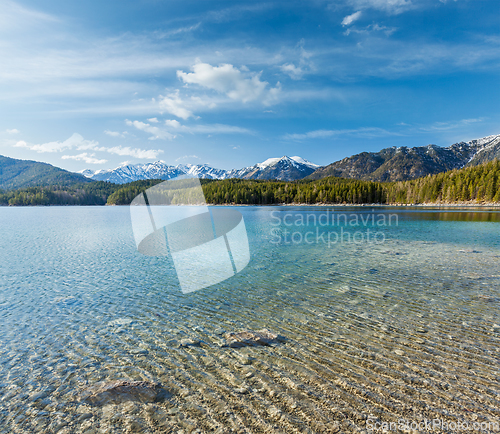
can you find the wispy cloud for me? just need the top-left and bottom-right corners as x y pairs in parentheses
(104, 130), (126, 138)
(283, 127), (400, 140)
(203, 3), (277, 23)
(280, 39), (315, 80)
(14, 133), (163, 160)
(14, 133), (98, 153)
(125, 119), (175, 140)
(154, 22), (201, 38)
(419, 118), (485, 132)
(346, 0), (414, 14)
(127, 118), (253, 139)
(0, 0), (58, 33)
(61, 153), (107, 164)
(344, 23), (397, 36)
(6, 128), (20, 134)
(163, 119), (253, 135)
(102, 146), (162, 159)
(175, 155), (200, 162)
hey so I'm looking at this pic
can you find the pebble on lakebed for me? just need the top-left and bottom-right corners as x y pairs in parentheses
(222, 329), (285, 348)
(80, 380), (169, 406)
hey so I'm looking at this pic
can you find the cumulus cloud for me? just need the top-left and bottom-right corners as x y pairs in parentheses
(177, 62), (281, 104)
(147, 117), (159, 123)
(6, 128), (20, 134)
(125, 119), (175, 140)
(342, 11), (362, 26)
(61, 153), (107, 164)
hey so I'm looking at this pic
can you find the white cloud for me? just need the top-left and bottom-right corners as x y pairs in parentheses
(164, 120), (252, 135)
(280, 63), (304, 80)
(158, 90), (195, 119)
(420, 118), (484, 132)
(61, 153), (107, 164)
(14, 132), (162, 160)
(14, 133), (98, 153)
(125, 119), (176, 140)
(342, 11), (362, 26)
(130, 118), (252, 137)
(147, 117), (159, 123)
(175, 155), (200, 162)
(347, 0), (413, 14)
(6, 128), (20, 134)
(165, 119), (182, 128)
(279, 39), (315, 80)
(283, 127), (399, 140)
(104, 130), (126, 138)
(102, 146), (162, 159)
(0, 0), (58, 34)
(154, 22), (201, 38)
(177, 62), (280, 104)
(344, 23), (397, 36)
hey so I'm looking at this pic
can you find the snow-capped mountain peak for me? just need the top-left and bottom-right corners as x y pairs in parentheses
(79, 155), (320, 184)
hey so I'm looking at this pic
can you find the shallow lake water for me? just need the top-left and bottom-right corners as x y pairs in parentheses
(0, 206), (499, 433)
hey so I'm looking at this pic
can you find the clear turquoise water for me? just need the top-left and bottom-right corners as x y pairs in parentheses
(1, 206), (500, 433)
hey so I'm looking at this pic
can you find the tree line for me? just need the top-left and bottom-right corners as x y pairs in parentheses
(2, 160), (500, 206)
(0, 182), (117, 206)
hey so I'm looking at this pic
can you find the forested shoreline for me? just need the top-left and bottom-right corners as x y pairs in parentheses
(2, 160), (500, 206)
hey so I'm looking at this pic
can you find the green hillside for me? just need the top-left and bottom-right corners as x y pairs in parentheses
(0, 155), (91, 190)
(0, 182), (118, 206)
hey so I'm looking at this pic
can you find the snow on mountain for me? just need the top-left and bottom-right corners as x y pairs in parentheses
(290, 156), (319, 169)
(256, 157), (282, 169)
(79, 156), (320, 184)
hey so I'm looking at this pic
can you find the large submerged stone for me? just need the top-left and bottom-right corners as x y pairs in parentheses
(81, 380), (168, 406)
(222, 329), (285, 348)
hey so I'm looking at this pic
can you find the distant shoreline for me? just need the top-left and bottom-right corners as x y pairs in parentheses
(4, 202), (500, 208)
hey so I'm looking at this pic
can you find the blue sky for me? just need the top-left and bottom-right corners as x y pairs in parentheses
(1, 0), (499, 171)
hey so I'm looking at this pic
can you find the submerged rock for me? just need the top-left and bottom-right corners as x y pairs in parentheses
(222, 329), (285, 348)
(81, 380), (168, 406)
(179, 338), (203, 348)
(474, 294), (498, 302)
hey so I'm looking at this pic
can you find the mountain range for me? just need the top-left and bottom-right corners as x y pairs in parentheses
(2, 133), (500, 190)
(308, 134), (500, 182)
(80, 156), (320, 184)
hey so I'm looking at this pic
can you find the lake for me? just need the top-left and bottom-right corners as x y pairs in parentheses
(1, 206), (500, 433)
